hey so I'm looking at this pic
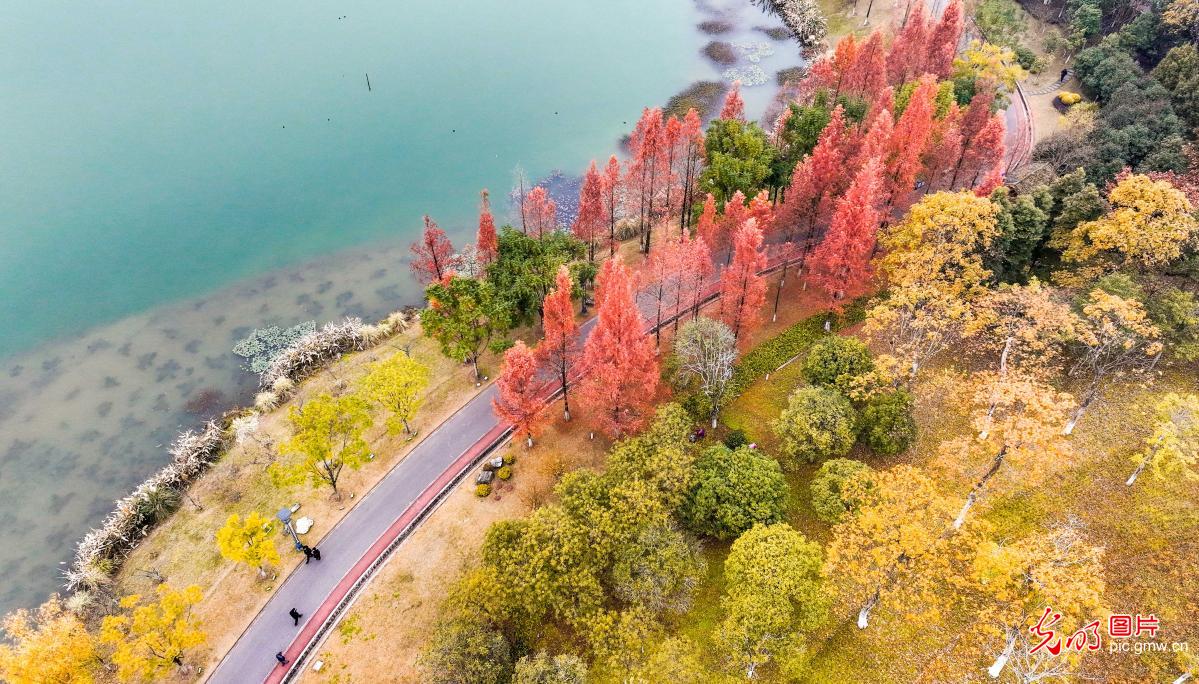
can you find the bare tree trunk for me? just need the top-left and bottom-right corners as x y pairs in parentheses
(987, 630), (1017, 679)
(954, 446), (1007, 529)
(858, 590), (880, 628)
(1063, 382), (1099, 435)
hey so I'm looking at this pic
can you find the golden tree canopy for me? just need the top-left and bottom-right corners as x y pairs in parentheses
(99, 584), (206, 683)
(0, 595), (98, 684)
(1063, 173), (1199, 271)
(216, 512), (280, 574)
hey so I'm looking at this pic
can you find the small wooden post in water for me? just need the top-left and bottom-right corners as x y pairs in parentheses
(365, 73), (372, 92)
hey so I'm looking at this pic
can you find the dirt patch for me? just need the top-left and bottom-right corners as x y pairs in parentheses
(698, 19), (733, 35)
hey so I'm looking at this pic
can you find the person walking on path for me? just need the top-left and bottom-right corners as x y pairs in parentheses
(302, 545), (315, 564)
(311, 546), (322, 561)
(288, 608), (303, 626)
(275, 652), (289, 666)
(1059, 68), (1069, 82)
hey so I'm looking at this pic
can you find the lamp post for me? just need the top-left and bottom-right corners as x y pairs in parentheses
(276, 507), (301, 551)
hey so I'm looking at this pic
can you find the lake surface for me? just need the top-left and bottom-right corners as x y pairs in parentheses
(0, 0), (800, 612)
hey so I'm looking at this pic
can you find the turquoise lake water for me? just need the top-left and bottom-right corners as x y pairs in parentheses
(0, 0), (800, 612)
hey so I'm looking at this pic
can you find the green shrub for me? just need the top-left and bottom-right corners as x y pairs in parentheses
(723, 429), (749, 450)
(809, 458), (874, 524)
(682, 446), (789, 540)
(858, 389), (918, 455)
(496, 466), (513, 481)
(1012, 44), (1037, 71)
(773, 386), (858, 466)
(475, 484), (492, 497)
(801, 336), (874, 392)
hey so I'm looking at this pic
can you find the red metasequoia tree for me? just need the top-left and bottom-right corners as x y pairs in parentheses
(720, 190), (750, 265)
(849, 105), (894, 177)
(807, 156), (885, 307)
(921, 104), (963, 193)
(675, 108), (706, 230)
(476, 190), (498, 268)
(538, 266), (581, 420)
(580, 260), (660, 437)
(748, 190), (776, 239)
(962, 114), (1006, 190)
(662, 115), (683, 226)
(719, 218), (768, 340)
(887, 0), (931, 84)
(492, 340), (545, 447)
(525, 186), (557, 238)
(601, 155), (623, 257)
(926, 0), (964, 78)
(574, 160), (605, 261)
(697, 193), (721, 254)
(884, 75), (938, 212)
(644, 229), (682, 348)
(848, 31), (889, 97)
(719, 80), (745, 121)
(685, 233), (717, 323)
(780, 106), (850, 256)
(409, 215), (459, 286)
(627, 107), (668, 254)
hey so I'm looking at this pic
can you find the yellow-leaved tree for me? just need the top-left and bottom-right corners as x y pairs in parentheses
(824, 465), (965, 630)
(967, 523), (1105, 682)
(1064, 289), (1163, 434)
(0, 595), (99, 684)
(216, 512), (280, 578)
(271, 393), (372, 497)
(952, 40), (1026, 94)
(99, 584), (206, 682)
(867, 191), (1000, 384)
(943, 369), (1073, 529)
(1127, 392), (1199, 486)
(1062, 173), (1199, 273)
(360, 353), (430, 436)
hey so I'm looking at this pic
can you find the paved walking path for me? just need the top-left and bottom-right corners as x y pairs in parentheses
(209, 242), (791, 683)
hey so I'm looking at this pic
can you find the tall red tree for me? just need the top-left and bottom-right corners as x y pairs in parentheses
(926, 0), (964, 78)
(719, 80), (745, 121)
(410, 215), (458, 286)
(807, 156), (885, 307)
(949, 85), (998, 188)
(476, 190), (498, 268)
(574, 160), (605, 261)
(580, 260), (660, 437)
(887, 0), (930, 84)
(850, 106), (894, 176)
(644, 229), (682, 347)
(885, 75), (937, 211)
(538, 266), (581, 420)
(697, 193), (721, 254)
(748, 190), (776, 239)
(662, 115), (683, 227)
(720, 190), (750, 265)
(525, 186), (557, 238)
(847, 31), (889, 98)
(627, 107), (668, 254)
(719, 218), (768, 340)
(676, 108), (706, 230)
(601, 155), (622, 257)
(921, 103), (963, 193)
(492, 340), (545, 446)
(961, 114), (1007, 189)
(780, 106), (850, 254)
(672, 230), (712, 331)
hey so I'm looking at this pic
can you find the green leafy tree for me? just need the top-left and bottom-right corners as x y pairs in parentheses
(630, 637), (712, 684)
(1148, 287), (1199, 362)
(809, 458), (874, 524)
(714, 523), (827, 679)
(773, 386), (858, 466)
(987, 186), (1049, 283)
(858, 389), (918, 455)
(513, 651), (588, 684)
(360, 353), (430, 435)
(419, 615), (513, 684)
(1154, 44), (1199, 133)
(272, 393), (372, 497)
(421, 275), (512, 381)
(699, 119), (776, 205)
(611, 524), (706, 615)
(681, 445), (789, 540)
(486, 228), (585, 322)
(215, 512), (280, 578)
(801, 336), (874, 394)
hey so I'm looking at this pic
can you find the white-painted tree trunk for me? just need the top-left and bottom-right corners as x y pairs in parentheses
(1126, 460), (1147, 486)
(1172, 672), (1192, 684)
(858, 591), (879, 629)
(953, 493), (976, 530)
(987, 631), (1016, 678)
(526, 436), (533, 448)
